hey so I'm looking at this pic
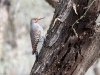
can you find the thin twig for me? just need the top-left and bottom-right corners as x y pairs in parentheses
(32, 0), (41, 18)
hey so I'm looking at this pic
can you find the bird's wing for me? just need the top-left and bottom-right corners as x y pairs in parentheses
(30, 29), (41, 52)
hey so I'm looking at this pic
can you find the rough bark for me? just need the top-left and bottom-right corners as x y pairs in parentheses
(45, 0), (59, 8)
(30, 0), (100, 75)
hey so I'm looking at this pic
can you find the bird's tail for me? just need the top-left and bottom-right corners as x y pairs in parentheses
(35, 51), (38, 62)
(32, 50), (38, 62)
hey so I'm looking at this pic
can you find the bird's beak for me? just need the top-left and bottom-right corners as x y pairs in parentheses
(38, 17), (45, 20)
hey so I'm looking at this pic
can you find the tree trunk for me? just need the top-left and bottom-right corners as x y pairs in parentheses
(0, 0), (10, 59)
(30, 0), (100, 75)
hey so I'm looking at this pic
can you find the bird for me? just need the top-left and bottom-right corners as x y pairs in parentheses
(30, 17), (45, 62)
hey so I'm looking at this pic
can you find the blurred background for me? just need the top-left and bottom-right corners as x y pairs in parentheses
(0, 0), (100, 75)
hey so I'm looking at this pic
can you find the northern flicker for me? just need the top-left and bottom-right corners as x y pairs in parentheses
(30, 17), (45, 62)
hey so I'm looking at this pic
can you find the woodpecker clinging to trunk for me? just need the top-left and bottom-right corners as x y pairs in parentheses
(30, 17), (45, 62)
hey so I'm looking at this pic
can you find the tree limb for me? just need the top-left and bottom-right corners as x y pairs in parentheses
(45, 0), (59, 8)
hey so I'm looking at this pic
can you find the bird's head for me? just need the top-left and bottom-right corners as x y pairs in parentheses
(31, 17), (45, 23)
(31, 18), (38, 23)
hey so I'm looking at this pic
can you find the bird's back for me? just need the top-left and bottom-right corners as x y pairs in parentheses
(30, 23), (44, 54)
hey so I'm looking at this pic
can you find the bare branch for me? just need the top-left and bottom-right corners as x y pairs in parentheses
(45, 0), (59, 8)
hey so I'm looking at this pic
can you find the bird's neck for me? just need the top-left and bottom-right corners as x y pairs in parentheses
(35, 20), (38, 23)
(30, 20), (39, 29)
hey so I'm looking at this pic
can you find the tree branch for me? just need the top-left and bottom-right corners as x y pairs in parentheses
(45, 0), (59, 8)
